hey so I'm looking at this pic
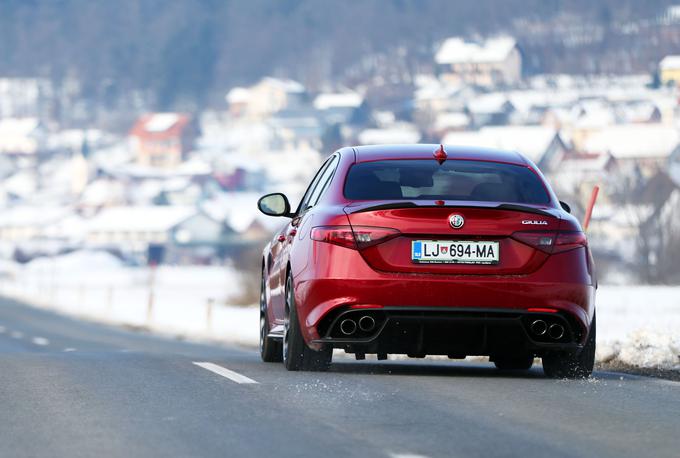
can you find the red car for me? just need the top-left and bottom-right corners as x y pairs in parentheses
(257, 144), (596, 378)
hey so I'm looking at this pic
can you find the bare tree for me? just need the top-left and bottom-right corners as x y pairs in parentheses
(611, 168), (679, 283)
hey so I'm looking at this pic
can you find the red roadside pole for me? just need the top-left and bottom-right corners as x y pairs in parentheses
(583, 185), (600, 231)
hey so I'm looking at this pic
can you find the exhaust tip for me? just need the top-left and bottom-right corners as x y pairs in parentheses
(358, 315), (376, 332)
(548, 323), (565, 340)
(340, 319), (357, 335)
(530, 319), (548, 336)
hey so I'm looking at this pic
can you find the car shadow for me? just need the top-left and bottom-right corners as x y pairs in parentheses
(328, 358), (546, 379)
(328, 358), (635, 381)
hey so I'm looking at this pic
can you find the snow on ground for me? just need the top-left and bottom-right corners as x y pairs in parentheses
(596, 286), (680, 370)
(0, 251), (258, 347)
(0, 251), (678, 370)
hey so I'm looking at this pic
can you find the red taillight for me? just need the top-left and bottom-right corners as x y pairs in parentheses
(349, 304), (384, 309)
(511, 231), (556, 253)
(512, 231), (587, 254)
(310, 225), (400, 250)
(527, 307), (558, 313)
(554, 231), (588, 253)
(310, 226), (356, 249)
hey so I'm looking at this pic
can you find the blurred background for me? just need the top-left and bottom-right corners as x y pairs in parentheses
(0, 0), (678, 364)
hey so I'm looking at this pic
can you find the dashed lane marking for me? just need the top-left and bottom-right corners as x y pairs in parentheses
(10, 331), (23, 339)
(63, 348), (77, 352)
(193, 362), (259, 385)
(388, 453), (431, 458)
(31, 337), (49, 346)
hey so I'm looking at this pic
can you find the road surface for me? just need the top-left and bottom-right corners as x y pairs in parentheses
(0, 297), (678, 458)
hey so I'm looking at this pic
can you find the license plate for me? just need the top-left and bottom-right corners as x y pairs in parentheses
(411, 240), (499, 264)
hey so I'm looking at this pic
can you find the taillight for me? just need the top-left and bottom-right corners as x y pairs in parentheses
(310, 226), (400, 250)
(511, 231), (587, 254)
(554, 231), (587, 253)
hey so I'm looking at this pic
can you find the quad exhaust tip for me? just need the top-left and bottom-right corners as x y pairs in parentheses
(530, 319), (548, 336)
(358, 315), (376, 332)
(340, 319), (357, 335)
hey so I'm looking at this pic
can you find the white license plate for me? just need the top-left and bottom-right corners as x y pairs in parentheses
(411, 240), (499, 264)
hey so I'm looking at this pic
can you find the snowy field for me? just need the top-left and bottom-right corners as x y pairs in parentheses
(0, 251), (259, 347)
(0, 251), (678, 371)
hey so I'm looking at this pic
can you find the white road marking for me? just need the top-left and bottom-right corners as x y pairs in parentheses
(10, 331), (23, 339)
(0, 326), (6, 333)
(193, 362), (259, 384)
(63, 348), (77, 352)
(31, 337), (49, 346)
(388, 453), (431, 458)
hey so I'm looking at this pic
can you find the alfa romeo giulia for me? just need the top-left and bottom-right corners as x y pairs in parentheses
(257, 144), (596, 378)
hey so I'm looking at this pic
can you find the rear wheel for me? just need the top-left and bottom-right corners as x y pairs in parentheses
(283, 273), (331, 371)
(260, 270), (282, 362)
(493, 354), (534, 371)
(542, 313), (596, 379)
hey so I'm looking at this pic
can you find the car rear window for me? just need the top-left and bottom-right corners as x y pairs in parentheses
(344, 160), (551, 205)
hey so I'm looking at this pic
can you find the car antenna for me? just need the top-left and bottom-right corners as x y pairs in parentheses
(433, 144), (447, 165)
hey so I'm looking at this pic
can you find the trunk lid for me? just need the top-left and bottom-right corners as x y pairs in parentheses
(344, 201), (562, 275)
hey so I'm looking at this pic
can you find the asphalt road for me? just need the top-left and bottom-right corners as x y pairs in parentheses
(0, 297), (678, 458)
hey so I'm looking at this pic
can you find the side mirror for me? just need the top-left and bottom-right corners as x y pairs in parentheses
(559, 201), (571, 213)
(258, 193), (293, 217)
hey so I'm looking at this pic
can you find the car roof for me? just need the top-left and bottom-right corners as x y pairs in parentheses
(347, 144), (531, 167)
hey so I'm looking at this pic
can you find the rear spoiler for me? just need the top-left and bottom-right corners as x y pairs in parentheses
(346, 202), (557, 218)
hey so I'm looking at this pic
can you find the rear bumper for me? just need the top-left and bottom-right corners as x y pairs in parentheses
(311, 307), (584, 357)
(293, 246), (595, 350)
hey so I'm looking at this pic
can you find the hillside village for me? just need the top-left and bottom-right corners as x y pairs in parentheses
(1, 33), (680, 284)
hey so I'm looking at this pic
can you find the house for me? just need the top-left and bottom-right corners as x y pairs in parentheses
(659, 55), (680, 86)
(225, 77), (307, 118)
(269, 109), (325, 151)
(358, 123), (422, 145)
(0, 117), (48, 156)
(313, 92), (363, 111)
(229, 77), (306, 119)
(433, 112), (471, 137)
(313, 91), (364, 125)
(577, 124), (679, 173)
(413, 76), (469, 118)
(78, 177), (127, 209)
(435, 36), (522, 87)
(0, 206), (72, 242)
(0, 78), (52, 119)
(442, 126), (568, 171)
(466, 93), (516, 127)
(86, 206), (228, 264)
(225, 87), (251, 117)
(0, 205), (83, 260)
(129, 113), (197, 169)
(548, 152), (617, 202)
(615, 102), (662, 124)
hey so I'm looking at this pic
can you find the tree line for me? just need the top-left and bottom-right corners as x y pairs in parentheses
(0, 0), (675, 110)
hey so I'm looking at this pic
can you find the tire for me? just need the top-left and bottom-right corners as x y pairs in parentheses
(283, 273), (331, 371)
(260, 270), (282, 363)
(542, 313), (596, 379)
(493, 354), (534, 371)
